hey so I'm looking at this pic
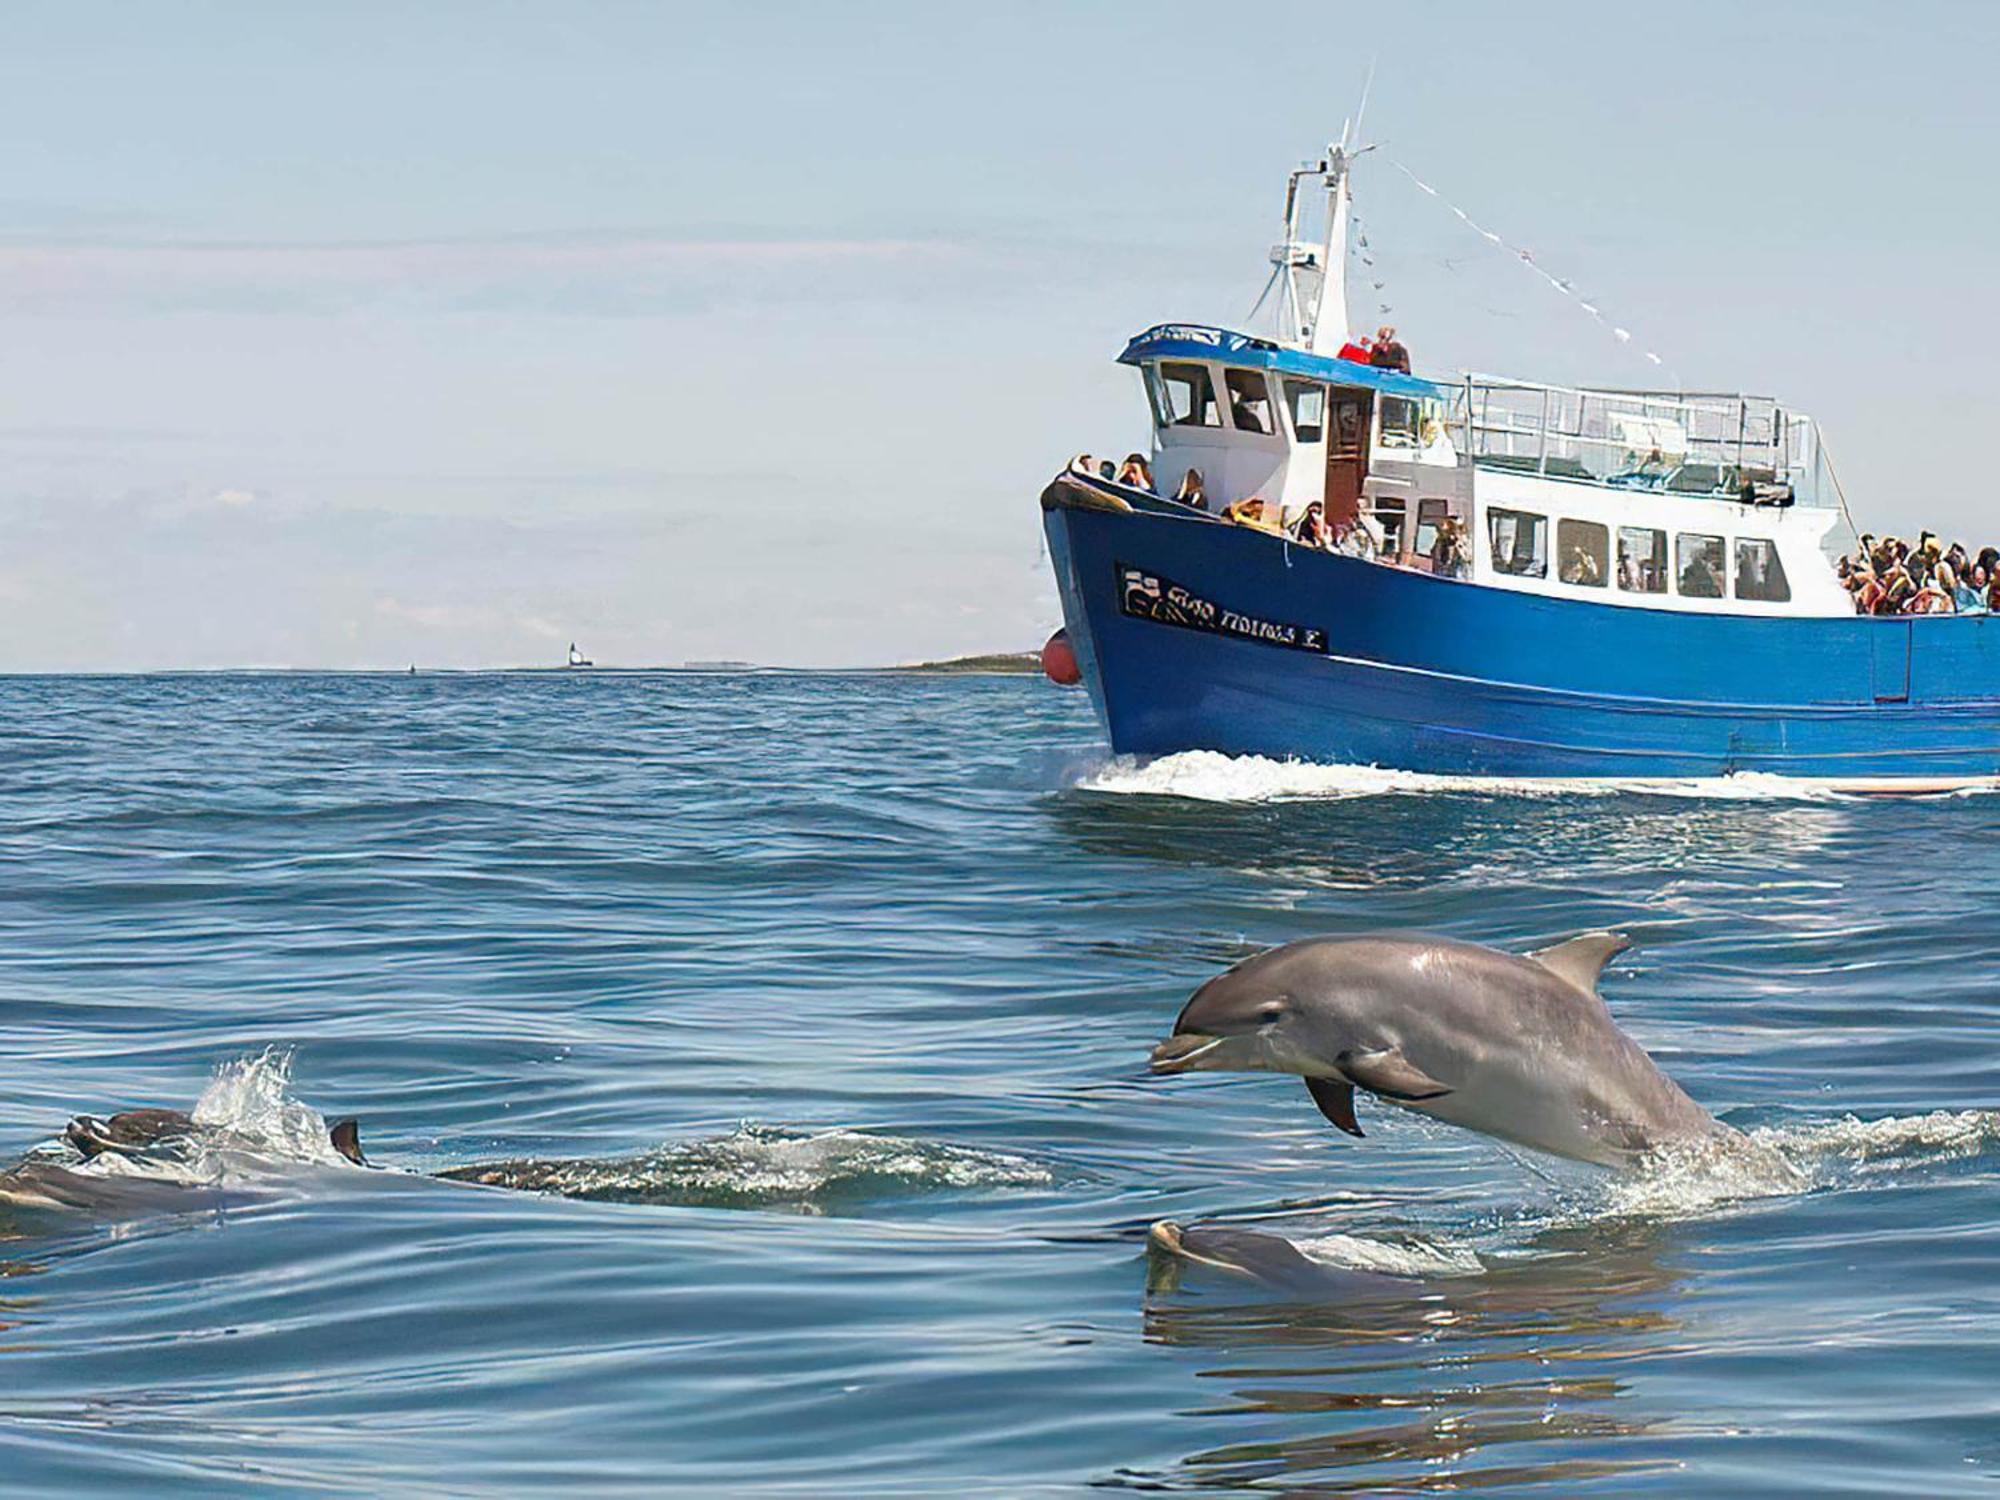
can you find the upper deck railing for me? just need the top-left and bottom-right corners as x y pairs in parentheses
(1460, 375), (1830, 507)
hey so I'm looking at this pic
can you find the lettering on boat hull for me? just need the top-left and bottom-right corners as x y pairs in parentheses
(1118, 562), (1327, 654)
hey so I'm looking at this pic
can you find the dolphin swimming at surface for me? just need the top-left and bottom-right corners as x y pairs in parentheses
(1150, 931), (1775, 1171)
(1144, 1220), (1422, 1298)
(64, 1107), (367, 1166)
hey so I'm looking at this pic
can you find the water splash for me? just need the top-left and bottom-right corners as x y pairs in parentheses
(1074, 750), (1998, 805)
(438, 1124), (1057, 1213)
(188, 1049), (349, 1167)
(1595, 1132), (1809, 1221)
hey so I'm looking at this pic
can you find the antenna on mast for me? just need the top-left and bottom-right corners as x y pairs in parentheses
(1350, 58), (1376, 148)
(1261, 69), (1377, 353)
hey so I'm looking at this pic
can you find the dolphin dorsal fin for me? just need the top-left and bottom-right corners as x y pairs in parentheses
(1528, 931), (1631, 995)
(329, 1118), (368, 1167)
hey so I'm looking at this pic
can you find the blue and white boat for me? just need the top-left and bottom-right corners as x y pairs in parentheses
(1041, 138), (2000, 790)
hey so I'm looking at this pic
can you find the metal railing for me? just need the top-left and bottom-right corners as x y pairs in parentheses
(1457, 375), (1829, 506)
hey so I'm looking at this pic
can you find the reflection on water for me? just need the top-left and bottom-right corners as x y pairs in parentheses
(1136, 1220), (1688, 1492)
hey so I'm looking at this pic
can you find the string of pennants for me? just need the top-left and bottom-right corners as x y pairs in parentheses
(1381, 158), (1668, 371)
(1349, 208), (1388, 315)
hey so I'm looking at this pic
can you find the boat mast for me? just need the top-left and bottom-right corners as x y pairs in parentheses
(1268, 137), (1354, 354)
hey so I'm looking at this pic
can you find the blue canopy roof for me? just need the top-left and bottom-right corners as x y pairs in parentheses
(1117, 323), (1456, 401)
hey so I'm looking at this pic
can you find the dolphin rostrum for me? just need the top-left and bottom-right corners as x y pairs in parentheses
(1150, 931), (1763, 1170)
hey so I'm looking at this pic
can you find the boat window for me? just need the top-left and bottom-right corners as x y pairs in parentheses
(1487, 507), (1547, 578)
(1223, 368), (1275, 434)
(1284, 379), (1325, 443)
(1157, 362), (1221, 427)
(1377, 396), (1420, 449)
(1557, 519), (1609, 587)
(1735, 538), (1791, 602)
(1676, 533), (1726, 598)
(1617, 526), (1668, 594)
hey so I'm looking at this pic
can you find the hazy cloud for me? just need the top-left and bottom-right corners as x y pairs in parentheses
(0, 232), (989, 317)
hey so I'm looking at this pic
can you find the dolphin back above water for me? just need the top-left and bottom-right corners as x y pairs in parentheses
(1151, 931), (1744, 1170)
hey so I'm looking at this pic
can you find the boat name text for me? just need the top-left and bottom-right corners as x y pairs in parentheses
(1118, 563), (1327, 653)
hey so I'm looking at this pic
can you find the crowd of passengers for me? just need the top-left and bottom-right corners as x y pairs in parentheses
(1067, 450), (1473, 577)
(1843, 532), (2000, 615)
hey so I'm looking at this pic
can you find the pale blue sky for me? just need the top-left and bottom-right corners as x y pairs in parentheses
(2, 1), (1995, 668)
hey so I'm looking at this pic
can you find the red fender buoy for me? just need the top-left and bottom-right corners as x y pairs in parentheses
(1041, 628), (1082, 686)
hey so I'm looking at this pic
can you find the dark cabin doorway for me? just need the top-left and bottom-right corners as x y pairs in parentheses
(1323, 388), (1372, 531)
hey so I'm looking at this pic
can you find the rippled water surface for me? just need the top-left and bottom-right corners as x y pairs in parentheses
(0, 671), (1995, 1495)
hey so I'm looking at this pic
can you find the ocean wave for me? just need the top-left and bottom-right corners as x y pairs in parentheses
(1073, 750), (2000, 804)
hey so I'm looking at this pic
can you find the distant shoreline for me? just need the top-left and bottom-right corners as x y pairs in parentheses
(885, 652), (1040, 675)
(0, 653), (1050, 677)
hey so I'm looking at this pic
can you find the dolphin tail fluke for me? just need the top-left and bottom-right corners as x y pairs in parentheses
(1529, 930), (1631, 997)
(1305, 1076), (1365, 1137)
(329, 1118), (368, 1167)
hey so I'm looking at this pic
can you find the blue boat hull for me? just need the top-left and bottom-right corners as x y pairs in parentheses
(1043, 496), (2000, 784)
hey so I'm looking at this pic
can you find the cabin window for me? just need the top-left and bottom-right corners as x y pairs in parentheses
(1487, 507), (1547, 578)
(1284, 379), (1325, 443)
(1735, 538), (1791, 602)
(1557, 519), (1609, 587)
(1156, 362), (1220, 428)
(1377, 395), (1420, 449)
(1617, 525), (1668, 594)
(1676, 533), (1726, 598)
(1223, 369), (1275, 435)
(1378, 395), (1446, 451)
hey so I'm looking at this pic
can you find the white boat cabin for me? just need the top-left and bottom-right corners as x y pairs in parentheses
(1110, 141), (1851, 618)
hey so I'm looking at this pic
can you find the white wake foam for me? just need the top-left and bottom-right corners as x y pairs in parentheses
(1757, 1108), (2000, 1166)
(1291, 1231), (1485, 1279)
(1221, 1109), (2000, 1287)
(449, 1123), (1056, 1212)
(1074, 751), (1998, 804)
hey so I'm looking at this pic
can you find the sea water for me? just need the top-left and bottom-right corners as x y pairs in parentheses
(0, 671), (1994, 1495)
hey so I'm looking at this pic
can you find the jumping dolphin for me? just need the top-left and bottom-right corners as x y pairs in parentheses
(1149, 931), (1761, 1170)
